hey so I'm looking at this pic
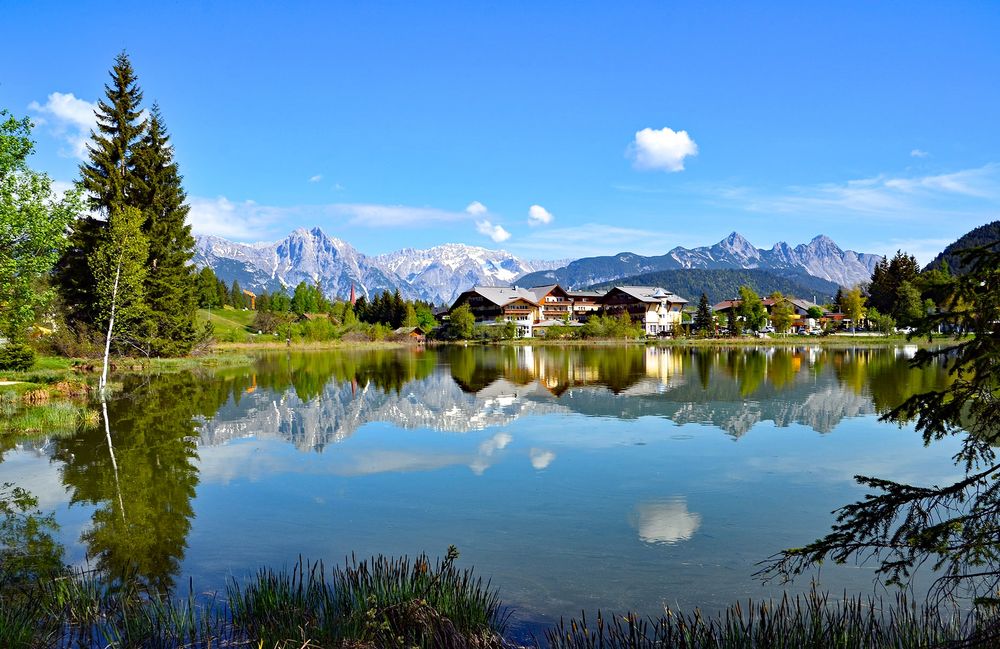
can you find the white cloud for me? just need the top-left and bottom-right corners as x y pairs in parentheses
(510, 222), (699, 259)
(527, 204), (553, 226)
(717, 163), (1000, 222)
(334, 203), (471, 227)
(911, 149), (930, 158)
(309, 174), (323, 183)
(187, 196), (283, 240)
(465, 201), (488, 215)
(28, 92), (97, 160)
(476, 220), (511, 243)
(185, 197), (491, 241)
(628, 126), (698, 172)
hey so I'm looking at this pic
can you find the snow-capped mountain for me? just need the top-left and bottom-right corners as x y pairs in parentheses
(517, 232), (882, 289)
(194, 228), (881, 306)
(193, 228), (567, 304)
(665, 233), (883, 287)
(372, 244), (569, 305)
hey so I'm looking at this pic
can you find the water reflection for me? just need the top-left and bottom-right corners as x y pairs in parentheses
(632, 499), (702, 545)
(0, 344), (954, 618)
(190, 347), (950, 452)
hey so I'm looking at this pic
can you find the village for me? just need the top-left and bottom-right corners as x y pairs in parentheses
(447, 284), (845, 338)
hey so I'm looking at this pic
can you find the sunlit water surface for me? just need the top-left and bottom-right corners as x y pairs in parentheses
(1, 345), (961, 633)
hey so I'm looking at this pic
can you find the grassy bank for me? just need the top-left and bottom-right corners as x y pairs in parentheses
(0, 353), (256, 440)
(0, 554), (994, 648)
(215, 340), (410, 351)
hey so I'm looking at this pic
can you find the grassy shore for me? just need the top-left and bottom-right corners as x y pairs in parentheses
(0, 553), (993, 648)
(215, 339), (410, 351)
(493, 333), (952, 347)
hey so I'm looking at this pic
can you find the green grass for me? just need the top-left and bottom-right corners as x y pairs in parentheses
(545, 586), (994, 648)
(3, 556), (997, 648)
(197, 307), (256, 337)
(1, 548), (508, 649)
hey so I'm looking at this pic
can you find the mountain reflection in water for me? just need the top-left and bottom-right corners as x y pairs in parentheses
(195, 345), (948, 450)
(0, 344), (956, 622)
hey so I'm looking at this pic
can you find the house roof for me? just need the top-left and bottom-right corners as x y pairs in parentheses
(607, 286), (689, 304)
(788, 297), (821, 312)
(712, 300), (740, 311)
(393, 326), (424, 335)
(526, 284), (559, 298)
(566, 290), (604, 298)
(713, 296), (823, 313)
(458, 286), (542, 308)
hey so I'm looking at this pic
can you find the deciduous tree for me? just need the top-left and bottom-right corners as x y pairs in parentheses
(0, 111), (81, 367)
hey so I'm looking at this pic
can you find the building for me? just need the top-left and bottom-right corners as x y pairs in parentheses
(566, 290), (603, 320)
(450, 283), (690, 337)
(530, 285), (575, 321)
(449, 286), (545, 337)
(598, 286), (688, 335)
(712, 296), (830, 331)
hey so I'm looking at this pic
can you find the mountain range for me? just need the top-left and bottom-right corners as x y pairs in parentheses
(193, 228), (883, 305)
(193, 228), (567, 305)
(516, 232), (881, 289)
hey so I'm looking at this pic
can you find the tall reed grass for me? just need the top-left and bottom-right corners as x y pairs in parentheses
(544, 586), (999, 649)
(3, 553), (998, 647)
(0, 547), (510, 648)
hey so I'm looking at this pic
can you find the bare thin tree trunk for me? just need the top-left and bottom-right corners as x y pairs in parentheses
(99, 256), (123, 398)
(102, 398), (126, 523)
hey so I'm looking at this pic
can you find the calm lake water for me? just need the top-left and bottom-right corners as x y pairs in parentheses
(0, 345), (962, 632)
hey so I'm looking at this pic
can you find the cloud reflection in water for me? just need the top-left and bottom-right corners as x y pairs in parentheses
(632, 498), (702, 545)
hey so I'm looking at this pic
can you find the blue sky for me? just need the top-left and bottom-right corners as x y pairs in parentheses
(5, 1), (1000, 263)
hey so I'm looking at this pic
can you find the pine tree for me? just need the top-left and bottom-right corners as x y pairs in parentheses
(231, 280), (244, 309)
(693, 293), (714, 334)
(196, 267), (219, 308)
(57, 52), (146, 328)
(133, 106), (197, 355)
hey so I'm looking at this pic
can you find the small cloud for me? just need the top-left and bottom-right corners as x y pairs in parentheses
(465, 201), (488, 216)
(333, 182), (345, 191)
(529, 448), (555, 470)
(910, 149), (930, 158)
(333, 203), (470, 227)
(628, 126), (698, 172)
(309, 174), (323, 183)
(28, 92), (98, 160)
(527, 204), (554, 226)
(188, 195), (280, 240)
(476, 220), (511, 243)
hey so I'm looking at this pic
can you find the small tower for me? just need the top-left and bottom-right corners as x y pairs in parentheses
(349, 284), (356, 305)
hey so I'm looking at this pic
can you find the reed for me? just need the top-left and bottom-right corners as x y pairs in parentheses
(4, 559), (997, 648)
(543, 586), (998, 649)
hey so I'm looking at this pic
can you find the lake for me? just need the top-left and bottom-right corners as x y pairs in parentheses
(0, 344), (961, 635)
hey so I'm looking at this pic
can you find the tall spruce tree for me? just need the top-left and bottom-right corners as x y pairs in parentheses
(58, 53), (198, 356)
(133, 105), (198, 355)
(693, 292), (714, 334)
(57, 51), (146, 330)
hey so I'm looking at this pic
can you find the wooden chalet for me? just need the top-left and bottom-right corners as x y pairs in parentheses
(599, 286), (688, 335)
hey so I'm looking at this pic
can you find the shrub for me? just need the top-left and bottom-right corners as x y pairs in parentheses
(0, 342), (35, 371)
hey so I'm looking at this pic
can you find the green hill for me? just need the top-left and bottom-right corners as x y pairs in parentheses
(923, 220), (1000, 274)
(588, 269), (840, 305)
